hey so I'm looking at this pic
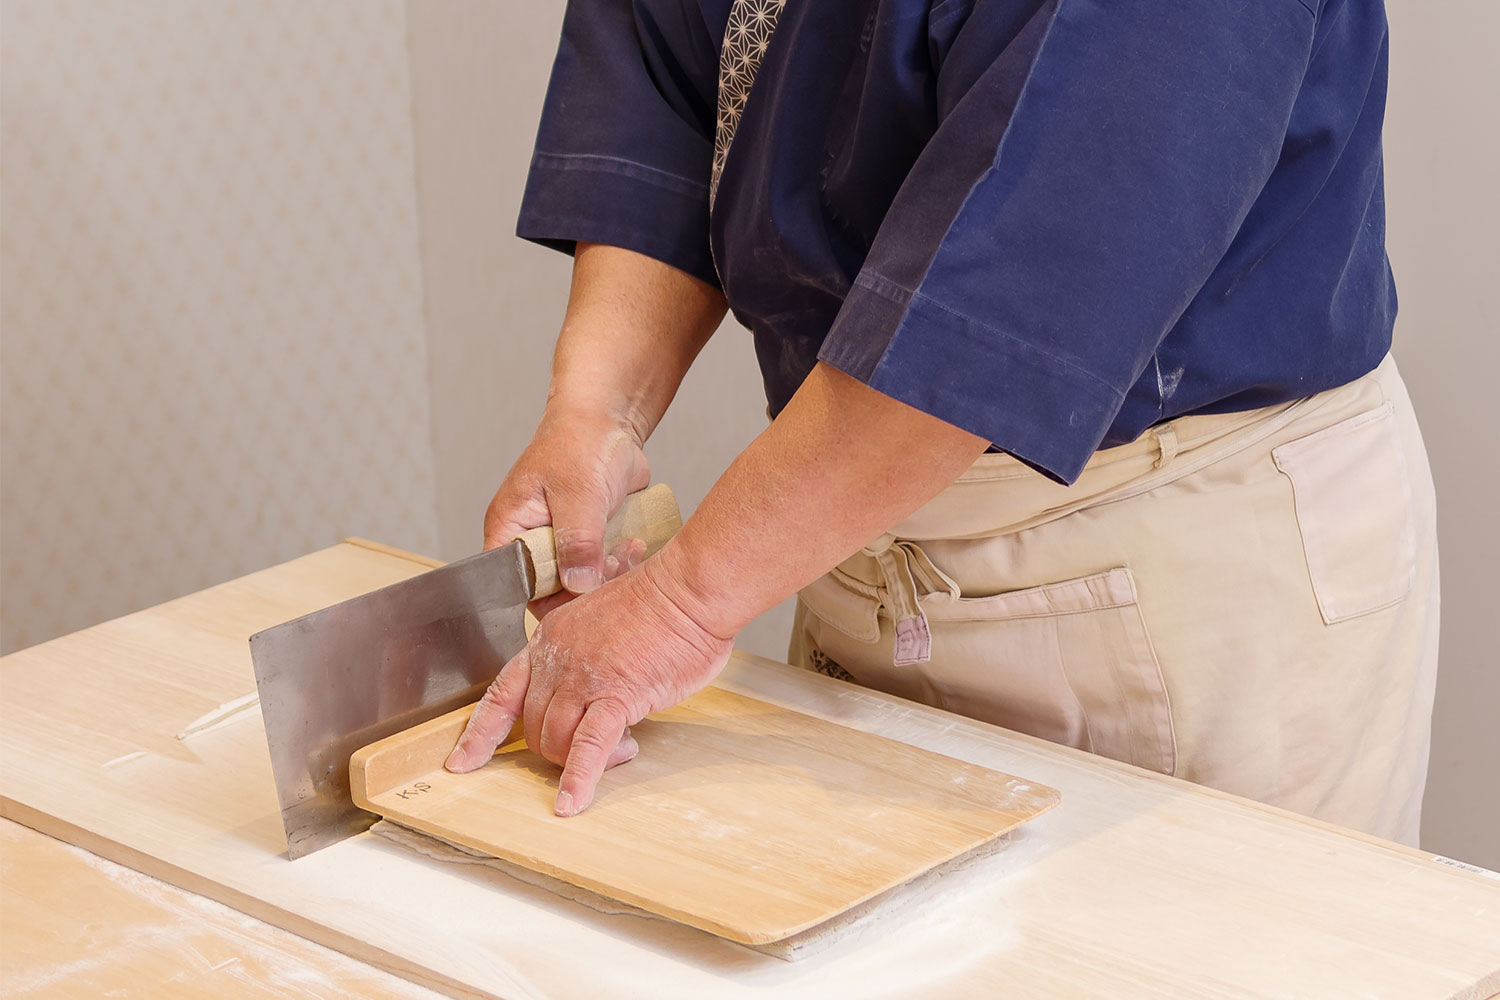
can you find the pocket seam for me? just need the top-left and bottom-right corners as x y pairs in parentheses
(921, 567), (1138, 622)
(1272, 401), (1416, 625)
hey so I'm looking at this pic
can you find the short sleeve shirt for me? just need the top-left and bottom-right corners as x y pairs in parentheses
(517, 0), (1396, 483)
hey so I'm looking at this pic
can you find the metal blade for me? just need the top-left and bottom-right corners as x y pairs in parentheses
(249, 542), (533, 859)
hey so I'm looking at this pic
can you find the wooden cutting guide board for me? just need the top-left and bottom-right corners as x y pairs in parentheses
(351, 687), (1060, 945)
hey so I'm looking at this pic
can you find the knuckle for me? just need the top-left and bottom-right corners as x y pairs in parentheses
(586, 697), (631, 731)
(479, 677), (510, 708)
(561, 701), (629, 762)
(484, 482), (549, 547)
(545, 474), (605, 510)
(553, 526), (603, 559)
(466, 695), (508, 736)
(571, 726), (614, 755)
(488, 677), (523, 711)
(500, 663), (529, 693)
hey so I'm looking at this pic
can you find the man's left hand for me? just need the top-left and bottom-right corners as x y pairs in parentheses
(443, 556), (733, 816)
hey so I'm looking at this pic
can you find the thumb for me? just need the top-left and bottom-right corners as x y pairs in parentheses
(528, 537), (645, 619)
(545, 484), (610, 594)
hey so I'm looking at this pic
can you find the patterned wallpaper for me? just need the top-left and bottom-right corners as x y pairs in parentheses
(0, 0), (439, 653)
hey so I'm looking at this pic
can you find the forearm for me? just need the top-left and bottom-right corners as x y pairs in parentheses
(650, 362), (990, 638)
(548, 243), (727, 442)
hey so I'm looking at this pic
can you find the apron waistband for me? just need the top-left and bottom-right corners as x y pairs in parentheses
(887, 355), (1398, 542)
(824, 355), (1400, 665)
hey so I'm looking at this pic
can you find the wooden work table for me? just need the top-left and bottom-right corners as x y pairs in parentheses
(2, 540), (1498, 999)
(0, 818), (442, 999)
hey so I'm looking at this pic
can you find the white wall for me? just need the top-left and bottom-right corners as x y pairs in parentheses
(0, 0), (438, 653)
(1384, 0), (1500, 868)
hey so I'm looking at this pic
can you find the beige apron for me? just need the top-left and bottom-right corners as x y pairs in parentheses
(789, 355), (1440, 845)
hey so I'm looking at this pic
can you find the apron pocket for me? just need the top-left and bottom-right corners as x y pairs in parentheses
(798, 570), (883, 643)
(798, 566), (1177, 775)
(1272, 401), (1417, 625)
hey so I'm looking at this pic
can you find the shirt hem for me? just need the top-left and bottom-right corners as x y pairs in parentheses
(820, 275), (1128, 484)
(517, 156), (717, 288)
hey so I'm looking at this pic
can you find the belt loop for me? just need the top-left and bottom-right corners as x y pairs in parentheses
(1153, 424), (1180, 470)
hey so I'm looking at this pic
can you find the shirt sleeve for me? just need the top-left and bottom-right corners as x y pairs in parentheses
(516, 1), (721, 287)
(816, 0), (1318, 483)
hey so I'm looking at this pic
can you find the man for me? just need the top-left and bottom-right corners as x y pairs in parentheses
(445, 0), (1439, 845)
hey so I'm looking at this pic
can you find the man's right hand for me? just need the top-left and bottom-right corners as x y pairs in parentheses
(482, 243), (726, 618)
(483, 403), (652, 617)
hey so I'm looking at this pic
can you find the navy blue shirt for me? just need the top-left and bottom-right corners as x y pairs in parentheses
(517, 0), (1395, 483)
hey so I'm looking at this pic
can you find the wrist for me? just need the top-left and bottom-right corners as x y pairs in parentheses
(640, 541), (745, 644)
(541, 386), (650, 449)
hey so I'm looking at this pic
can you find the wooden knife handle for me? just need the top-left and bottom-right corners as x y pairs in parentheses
(514, 483), (683, 601)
